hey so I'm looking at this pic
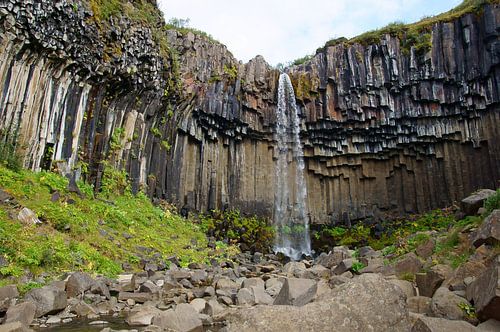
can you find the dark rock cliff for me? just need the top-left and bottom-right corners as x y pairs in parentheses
(0, 0), (499, 225)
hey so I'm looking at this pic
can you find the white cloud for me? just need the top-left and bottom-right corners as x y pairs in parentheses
(157, 0), (461, 65)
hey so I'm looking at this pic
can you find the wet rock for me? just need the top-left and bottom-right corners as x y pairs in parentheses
(411, 316), (477, 332)
(472, 209), (500, 247)
(461, 189), (496, 216)
(25, 286), (67, 317)
(466, 257), (500, 321)
(5, 302), (36, 326)
(222, 274), (410, 331)
(273, 278), (317, 306)
(152, 303), (202, 332)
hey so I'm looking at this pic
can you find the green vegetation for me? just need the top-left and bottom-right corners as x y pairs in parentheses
(351, 261), (365, 274)
(223, 64), (239, 81)
(200, 209), (275, 253)
(0, 165), (226, 285)
(458, 302), (477, 319)
(317, 0), (499, 55)
(165, 17), (219, 44)
(292, 55), (313, 66)
(484, 189), (500, 214)
(0, 131), (22, 171)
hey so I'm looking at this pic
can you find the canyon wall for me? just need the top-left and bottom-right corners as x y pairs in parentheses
(0, 0), (499, 225)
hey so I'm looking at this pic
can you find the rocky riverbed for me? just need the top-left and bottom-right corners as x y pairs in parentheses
(0, 202), (499, 331)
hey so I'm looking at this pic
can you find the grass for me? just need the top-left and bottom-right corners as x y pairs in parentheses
(0, 166), (233, 285)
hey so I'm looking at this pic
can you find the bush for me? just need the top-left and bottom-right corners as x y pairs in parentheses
(483, 189), (500, 214)
(201, 209), (275, 253)
(0, 131), (22, 171)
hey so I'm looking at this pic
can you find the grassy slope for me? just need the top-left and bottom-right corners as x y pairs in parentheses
(0, 166), (231, 283)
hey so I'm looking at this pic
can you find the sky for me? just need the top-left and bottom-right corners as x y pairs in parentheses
(158, 0), (463, 66)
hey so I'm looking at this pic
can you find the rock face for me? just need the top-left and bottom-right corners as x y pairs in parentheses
(461, 189), (497, 216)
(273, 278), (317, 306)
(466, 257), (500, 321)
(223, 274), (410, 332)
(0, 1), (499, 224)
(472, 209), (500, 247)
(24, 286), (67, 317)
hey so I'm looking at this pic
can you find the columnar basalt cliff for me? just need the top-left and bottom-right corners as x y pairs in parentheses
(0, 0), (499, 226)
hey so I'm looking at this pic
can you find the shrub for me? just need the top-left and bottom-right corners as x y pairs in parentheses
(483, 189), (500, 214)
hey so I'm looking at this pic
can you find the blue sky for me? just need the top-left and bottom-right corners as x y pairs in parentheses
(158, 0), (462, 65)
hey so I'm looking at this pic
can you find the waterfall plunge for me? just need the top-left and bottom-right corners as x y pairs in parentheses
(273, 73), (311, 260)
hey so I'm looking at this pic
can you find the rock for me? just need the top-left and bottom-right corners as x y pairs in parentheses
(329, 275), (350, 287)
(25, 286), (67, 317)
(445, 260), (487, 291)
(466, 257), (500, 320)
(189, 298), (206, 313)
(215, 277), (239, 291)
(46, 316), (61, 324)
(0, 322), (34, 332)
(118, 292), (153, 304)
(416, 264), (452, 297)
(66, 272), (95, 298)
(264, 278), (283, 297)
(70, 301), (98, 317)
(477, 319), (500, 331)
(5, 302), (36, 325)
(0, 285), (19, 301)
(139, 280), (161, 294)
(472, 209), (500, 247)
(126, 305), (162, 326)
(395, 252), (423, 276)
(152, 303), (203, 332)
(241, 278), (265, 289)
(236, 288), (254, 306)
(282, 262), (307, 277)
(222, 274), (410, 331)
(332, 259), (353, 275)
(251, 286), (273, 305)
(90, 281), (111, 299)
(190, 270), (207, 285)
(117, 274), (135, 292)
(411, 316), (478, 332)
(315, 247), (350, 269)
(17, 207), (41, 225)
(273, 278), (317, 306)
(461, 189), (496, 216)
(431, 287), (470, 320)
(203, 299), (224, 316)
(388, 279), (416, 299)
(407, 296), (432, 314)
(416, 238), (436, 259)
(359, 257), (385, 273)
(307, 264), (331, 279)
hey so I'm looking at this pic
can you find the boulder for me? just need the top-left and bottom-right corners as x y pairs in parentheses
(416, 239), (436, 259)
(215, 277), (239, 291)
(90, 280), (110, 299)
(466, 257), (500, 321)
(152, 303), (203, 332)
(222, 274), (410, 332)
(395, 252), (423, 276)
(189, 298), (206, 313)
(282, 262), (307, 277)
(25, 286), (67, 317)
(472, 210), (500, 247)
(139, 280), (161, 294)
(307, 264), (331, 279)
(331, 259), (353, 275)
(66, 272), (95, 298)
(411, 316), (477, 332)
(203, 299), (224, 316)
(251, 286), (273, 305)
(118, 292), (153, 303)
(0, 322), (34, 332)
(5, 302), (36, 325)
(0, 285), (19, 302)
(236, 288), (254, 306)
(126, 305), (162, 326)
(264, 278), (283, 297)
(70, 301), (98, 317)
(315, 247), (349, 269)
(431, 287), (470, 320)
(388, 279), (416, 299)
(461, 189), (496, 216)
(17, 207), (41, 225)
(416, 265), (452, 297)
(477, 319), (500, 331)
(407, 296), (432, 314)
(273, 278), (317, 306)
(241, 278), (265, 289)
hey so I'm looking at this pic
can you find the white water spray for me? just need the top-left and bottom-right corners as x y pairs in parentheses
(273, 73), (311, 260)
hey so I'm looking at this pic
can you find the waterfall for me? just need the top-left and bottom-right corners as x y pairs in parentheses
(273, 73), (311, 260)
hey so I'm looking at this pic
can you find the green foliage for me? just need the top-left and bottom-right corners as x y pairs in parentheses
(223, 64), (238, 81)
(165, 17), (219, 44)
(400, 272), (416, 282)
(89, 0), (122, 21)
(201, 209), (275, 253)
(100, 162), (131, 197)
(484, 189), (500, 214)
(351, 261), (365, 274)
(0, 131), (22, 171)
(18, 281), (43, 295)
(160, 140), (171, 152)
(292, 55), (313, 66)
(150, 127), (162, 138)
(109, 127), (125, 151)
(458, 302), (477, 319)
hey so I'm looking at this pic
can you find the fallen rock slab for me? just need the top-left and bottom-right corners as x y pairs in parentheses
(273, 278), (317, 306)
(222, 274), (410, 332)
(152, 303), (202, 332)
(24, 286), (67, 318)
(461, 189), (496, 216)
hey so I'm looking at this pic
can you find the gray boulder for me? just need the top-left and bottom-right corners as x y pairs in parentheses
(5, 302), (36, 326)
(66, 272), (95, 298)
(416, 264), (452, 297)
(466, 256), (500, 321)
(332, 259), (353, 275)
(152, 303), (202, 332)
(241, 278), (265, 289)
(0, 285), (19, 301)
(0, 321), (34, 332)
(411, 316), (477, 332)
(461, 189), (496, 216)
(477, 319), (500, 331)
(236, 288), (254, 306)
(273, 278), (317, 306)
(388, 279), (416, 299)
(315, 247), (350, 269)
(407, 296), (432, 314)
(472, 209), (500, 247)
(431, 287), (470, 320)
(222, 274), (410, 332)
(395, 252), (423, 276)
(126, 305), (162, 326)
(24, 286), (67, 317)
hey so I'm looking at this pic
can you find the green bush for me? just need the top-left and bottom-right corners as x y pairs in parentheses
(201, 209), (275, 253)
(484, 189), (500, 214)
